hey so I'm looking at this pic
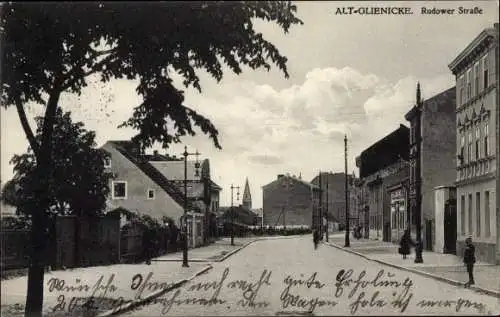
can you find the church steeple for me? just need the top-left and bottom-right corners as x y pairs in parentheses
(242, 177), (252, 210)
(416, 82), (422, 106)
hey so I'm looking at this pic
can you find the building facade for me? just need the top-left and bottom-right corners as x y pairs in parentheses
(404, 85), (457, 251)
(262, 174), (320, 229)
(356, 125), (410, 242)
(149, 156), (222, 246)
(310, 172), (352, 225)
(449, 24), (499, 263)
(101, 141), (221, 248)
(101, 141), (186, 226)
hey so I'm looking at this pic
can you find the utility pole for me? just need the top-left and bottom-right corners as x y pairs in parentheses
(414, 82), (424, 264)
(230, 184), (240, 246)
(344, 134), (350, 247)
(182, 146), (201, 268)
(326, 175), (329, 242)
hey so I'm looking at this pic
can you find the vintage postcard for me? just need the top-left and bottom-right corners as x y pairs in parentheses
(1, 1), (499, 316)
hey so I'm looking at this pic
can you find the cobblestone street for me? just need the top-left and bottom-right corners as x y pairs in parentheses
(124, 236), (500, 316)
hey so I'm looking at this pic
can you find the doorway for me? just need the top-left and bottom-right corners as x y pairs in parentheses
(443, 198), (457, 254)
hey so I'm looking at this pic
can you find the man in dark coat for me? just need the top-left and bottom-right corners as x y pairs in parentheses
(312, 229), (319, 250)
(463, 236), (476, 287)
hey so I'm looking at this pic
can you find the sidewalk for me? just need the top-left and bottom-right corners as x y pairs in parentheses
(0, 237), (259, 317)
(325, 233), (500, 297)
(154, 236), (260, 262)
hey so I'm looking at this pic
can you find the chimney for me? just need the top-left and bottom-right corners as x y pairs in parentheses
(153, 150), (159, 156)
(277, 174), (284, 180)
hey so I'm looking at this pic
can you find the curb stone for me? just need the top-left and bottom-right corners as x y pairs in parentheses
(324, 242), (500, 298)
(151, 235), (308, 263)
(97, 264), (213, 317)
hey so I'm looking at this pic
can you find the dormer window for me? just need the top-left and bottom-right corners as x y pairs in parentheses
(104, 157), (111, 168)
(147, 189), (155, 200)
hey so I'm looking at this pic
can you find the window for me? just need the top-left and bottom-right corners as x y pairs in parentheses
(466, 69), (472, 100)
(459, 75), (465, 105)
(476, 192), (480, 237)
(460, 135), (465, 165)
(474, 62), (479, 95)
(484, 123), (489, 156)
(147, 188), (155, 200)
(460, 195), (465, 234)
(483, 55), (488, 89)
(475, 126), (480, 160)
(467, 132), (473, 162)
(112, 181), (127, 199)
(399, 202), (405, 229)
(485, 191), (490, 237)
(104, 157), (111, 168)
(409, 161), (414, 181)
(468, 194), (472, 235)
(410, 121), (416, 144)
(392, 207), (396, 229)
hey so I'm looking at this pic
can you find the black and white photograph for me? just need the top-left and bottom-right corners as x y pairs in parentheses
(1, 1), (499, 316)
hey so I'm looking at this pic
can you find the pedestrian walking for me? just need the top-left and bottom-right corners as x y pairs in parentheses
(398, 229), (414, 259)
(312, 229), (319, 250)
(463, 236), (476, 287)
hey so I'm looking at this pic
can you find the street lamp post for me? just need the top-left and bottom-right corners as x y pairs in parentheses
(326, 176), (329, 242)
(230, 184), (240, 246)
(182, 146), (200, 268)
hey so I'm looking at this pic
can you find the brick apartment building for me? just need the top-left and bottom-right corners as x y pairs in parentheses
(404, 85), (457, 252)
(262, 174), (321, 229)
(310, 172), (356, 228)
(449, 24), (499, 263)
(356, 125), (410, 242)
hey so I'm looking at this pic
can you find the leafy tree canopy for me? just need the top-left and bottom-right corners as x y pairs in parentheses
(9, 108), (112, 217)
(1, 1), (303, 153)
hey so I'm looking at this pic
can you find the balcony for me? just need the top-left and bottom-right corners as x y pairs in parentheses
(456, 155), (496, 184)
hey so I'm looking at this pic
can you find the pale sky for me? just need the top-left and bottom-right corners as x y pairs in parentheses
(1, 1), (499, 209)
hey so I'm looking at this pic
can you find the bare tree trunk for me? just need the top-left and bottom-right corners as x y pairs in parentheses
(24, 168), (49, 317)
(25, 87), (62, 317)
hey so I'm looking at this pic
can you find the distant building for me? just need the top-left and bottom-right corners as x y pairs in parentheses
(356, 125), (410, 242)
(149, 153), (222, 245)
(405, 84), (457, 252)
(218, 205), (258, 234)
(310, 172), (354, 226)
(448, 23), (499, 264)
(262, 174), (321, 229)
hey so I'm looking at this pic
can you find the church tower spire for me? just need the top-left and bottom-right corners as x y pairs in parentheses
(416, 81), (422, 106)
(242, 177), (252, 210)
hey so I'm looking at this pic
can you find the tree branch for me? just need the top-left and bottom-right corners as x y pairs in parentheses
(40, 78), (64, 163)
(15, 100), (40, 158)
(61, 52), (117, 91)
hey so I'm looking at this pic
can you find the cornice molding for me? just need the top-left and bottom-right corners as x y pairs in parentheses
(449, 28), (498, 74)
